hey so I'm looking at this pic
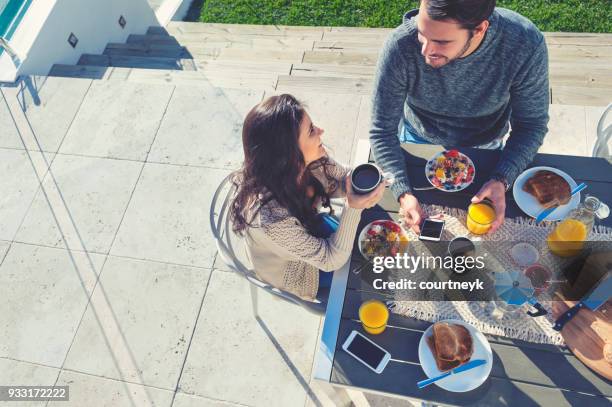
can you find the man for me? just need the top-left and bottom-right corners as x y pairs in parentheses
(369, 0), (549, 233)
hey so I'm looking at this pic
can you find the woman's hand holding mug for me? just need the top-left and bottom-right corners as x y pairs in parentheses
(346, 176), (386, 209)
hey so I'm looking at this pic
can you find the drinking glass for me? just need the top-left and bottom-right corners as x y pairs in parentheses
(467, 199), (496, 235)
(358, 300), (389, 335)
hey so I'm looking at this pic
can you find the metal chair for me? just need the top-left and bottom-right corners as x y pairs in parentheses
(210, 174), (327, 317)
(592, 103), (612, 161)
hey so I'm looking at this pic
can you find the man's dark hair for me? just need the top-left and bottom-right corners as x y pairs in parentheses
(424, 0), (496, 30)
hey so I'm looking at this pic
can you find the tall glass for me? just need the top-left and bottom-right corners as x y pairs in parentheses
(358, 300), (389, 335)
(547, 196), (609, 257)
(467, 200), (496, 235)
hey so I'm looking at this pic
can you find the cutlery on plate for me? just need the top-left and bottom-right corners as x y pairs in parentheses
(417, 359), (487, 389)
(535, 183), (587, 224)
(413, 186), (436, 191)
(553, 272), (611, 331)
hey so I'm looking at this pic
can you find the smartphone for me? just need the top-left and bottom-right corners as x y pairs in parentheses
(419, 218), (445, 241)
(342, 330), (391, 374)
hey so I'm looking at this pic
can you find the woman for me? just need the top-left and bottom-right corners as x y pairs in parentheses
(230, 94), (386, 301)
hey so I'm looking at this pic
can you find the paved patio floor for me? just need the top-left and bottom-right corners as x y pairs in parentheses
(0, 75), (607, 407)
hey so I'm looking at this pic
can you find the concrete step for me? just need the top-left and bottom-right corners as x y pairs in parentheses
(48, 64), (275, 91)
(78, 54), (110, 67)
(276, 75), (373, 95)
(48, 64), (112, 79)
(146, 26), (171, 36)
(196, 60), (291, 75)
(303, 50), (378, 66)
(291, 63), (375, 78)
(167, 21), (326, 39)
(551, 86), (612, 106)
(173, 33), (315, 50)
(187, 48), (304, 63)
(124, 68), (277, 90)
(104, 43), (190, 59)
(78, 54), (196, 71)
(127, 34), (181, 45)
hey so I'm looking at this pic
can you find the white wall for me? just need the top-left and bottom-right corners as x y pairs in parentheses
(0, 0), (159, 81)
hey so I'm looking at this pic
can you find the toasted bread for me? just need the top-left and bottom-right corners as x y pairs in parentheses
(523, 170), (571, 209)
(427, 322), (474, 372)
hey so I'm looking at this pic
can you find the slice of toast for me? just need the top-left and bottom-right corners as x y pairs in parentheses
(522, 170), (571, 209)
(427, 323), (474, 372)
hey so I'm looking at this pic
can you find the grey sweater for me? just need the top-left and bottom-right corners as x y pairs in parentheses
(370, 8), (550, 200)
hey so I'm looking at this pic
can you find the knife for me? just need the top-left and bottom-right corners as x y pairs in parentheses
(553, 272), (612, 332)
(536, 182), (587, 224)
(417, 359), (487, 389)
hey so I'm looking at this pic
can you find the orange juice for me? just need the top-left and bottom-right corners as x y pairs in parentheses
(467, 201), (496, 235)
(547, 218), (588, 257)
(358, 300), (389, 335)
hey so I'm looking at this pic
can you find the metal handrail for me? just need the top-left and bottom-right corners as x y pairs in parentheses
(0, 36), (18, 59)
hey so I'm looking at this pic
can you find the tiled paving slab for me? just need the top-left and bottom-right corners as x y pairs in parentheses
(539, 104), (588, 156)
(354, 96), (372, 144)
(0, 90), (23, 149)
(58, 81), (174, 161)
(63, 256), (210, 389)
(55, 370), (174, 407)
(148, 86), (263, 169)
(1, 77), (92, 153)
(14, 154), (142, 253)
(0, 240), (10, 265)
(0, 243), (106, 367)
(0, 358), (60, 407)
(179, 271), (320, 407)
(0, 149), (50, 241)
(111, 163), (228, 268)
(172, 393), (249, 407)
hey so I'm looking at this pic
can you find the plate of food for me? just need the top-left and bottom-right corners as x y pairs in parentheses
(513, 166), (580, 221)
(425, 150), (475, 192)
(418, 320), (493, 392)
(357, 220), (410, 261)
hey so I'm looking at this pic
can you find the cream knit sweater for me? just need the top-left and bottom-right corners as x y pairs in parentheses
(244, 159), (363, 301)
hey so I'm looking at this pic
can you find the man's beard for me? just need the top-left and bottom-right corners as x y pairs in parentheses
(453, 30), (475, 60)
(427, 30), (474, 68)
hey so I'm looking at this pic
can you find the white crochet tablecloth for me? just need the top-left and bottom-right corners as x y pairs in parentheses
(388, 204), (612, 345)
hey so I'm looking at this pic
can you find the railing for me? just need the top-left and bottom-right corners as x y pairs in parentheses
(0, 0), (33, 62)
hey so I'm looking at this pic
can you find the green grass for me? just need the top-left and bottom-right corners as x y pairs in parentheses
(200, 0), (612, 33)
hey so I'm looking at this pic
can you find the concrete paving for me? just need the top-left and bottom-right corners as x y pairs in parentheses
(0, 65), (606, 407)
(58, 81), (174, 161)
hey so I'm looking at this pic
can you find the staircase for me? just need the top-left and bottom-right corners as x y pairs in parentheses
(47, 22), (612, 106)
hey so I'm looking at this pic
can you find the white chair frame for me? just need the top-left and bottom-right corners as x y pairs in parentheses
(209, 175), (326, 317)
(592, 103), (612, 160)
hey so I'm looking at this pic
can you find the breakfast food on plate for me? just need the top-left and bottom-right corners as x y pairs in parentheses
(426, 150), (475, 191)
(360, 220), (409, 260)
(522, 170), (571, 208)
(427, 322), (474, 371)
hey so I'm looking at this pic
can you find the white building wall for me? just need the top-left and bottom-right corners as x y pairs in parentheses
(1, 0), (159, 81)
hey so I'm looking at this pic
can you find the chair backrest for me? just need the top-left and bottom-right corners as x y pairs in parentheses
(209, 174), (326, 315)
(593, 103), (612, 160)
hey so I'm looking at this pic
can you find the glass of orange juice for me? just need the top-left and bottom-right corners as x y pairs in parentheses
(547, 218), (588, 257)
(467, 199), (496, 235)
(358, 300), (389, 335)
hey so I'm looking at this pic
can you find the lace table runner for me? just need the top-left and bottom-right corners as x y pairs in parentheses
(388, 204), (612, 345)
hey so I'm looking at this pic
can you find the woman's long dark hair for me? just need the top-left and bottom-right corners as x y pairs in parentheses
(230, 94), (339, 235)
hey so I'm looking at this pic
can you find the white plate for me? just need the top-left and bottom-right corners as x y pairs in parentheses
(418, 320), (493, 392)
(425, 150), (476, 192)
(357, 219), (408, 261)
(512, 166), (580, 221)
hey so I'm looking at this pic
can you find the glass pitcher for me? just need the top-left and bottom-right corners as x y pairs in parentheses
(547, 195), (610, 257)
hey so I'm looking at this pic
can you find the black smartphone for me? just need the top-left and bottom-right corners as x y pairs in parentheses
(419, 218), (445, 241)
